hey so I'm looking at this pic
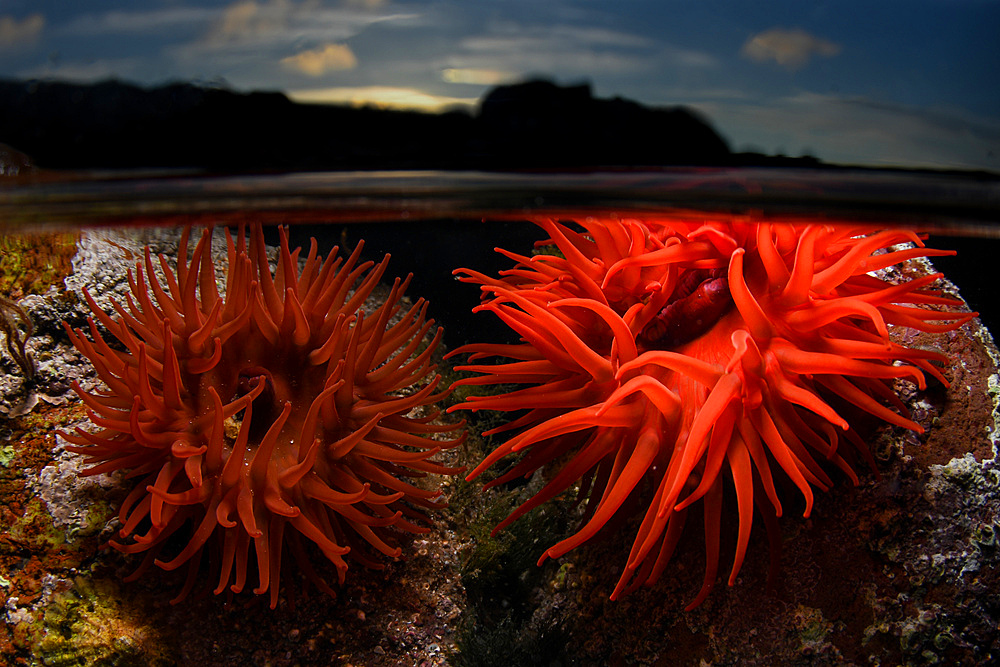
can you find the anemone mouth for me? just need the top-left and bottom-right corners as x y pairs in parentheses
(638, 269), (733, 350)
(235, 366), (278, 437)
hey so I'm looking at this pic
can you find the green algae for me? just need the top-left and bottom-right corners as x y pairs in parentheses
(446, 401), (574, 667)
(0, 233), (78, 300)
(32, 578), (175, 667)
(7, 497), (67, 550)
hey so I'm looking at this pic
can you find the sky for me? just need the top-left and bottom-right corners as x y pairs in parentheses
(0, 0), (998, 171)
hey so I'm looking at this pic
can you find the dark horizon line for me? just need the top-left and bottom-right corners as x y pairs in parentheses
(0, 75), (997, 179)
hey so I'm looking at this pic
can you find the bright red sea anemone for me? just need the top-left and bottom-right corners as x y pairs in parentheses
(63, 224), (464, 607)
(448, 214), (974, 609)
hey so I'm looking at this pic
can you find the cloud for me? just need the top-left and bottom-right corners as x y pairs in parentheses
(458, 24), (655, 58)
(0, 13), (44, 49)
(700, 92), (1000, 169)
(163, 0), (419, 85)
(281, 43), (357, 75)
(441, 68), (514, 85)
(741, 27), (840, 71)
(435, 22), (716, 84)
(202, 0), (416, 49)
(57, 8), (215, 35)
(210, 0), (281, 43)
(341, 0), (388, 7)
(287, 85), (476, 111)
(440, 23), (675, 78)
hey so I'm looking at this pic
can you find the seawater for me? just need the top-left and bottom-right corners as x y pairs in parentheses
(1, 168), (999, 666)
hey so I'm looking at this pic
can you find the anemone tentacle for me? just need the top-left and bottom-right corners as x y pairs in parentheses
(65, 224), (465, 607)
(449, 214), (972, 608)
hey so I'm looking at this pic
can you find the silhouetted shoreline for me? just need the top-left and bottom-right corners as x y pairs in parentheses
(0, 77), (814, 173)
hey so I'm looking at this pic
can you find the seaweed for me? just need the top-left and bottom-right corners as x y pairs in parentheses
(0, 293), (34, 379)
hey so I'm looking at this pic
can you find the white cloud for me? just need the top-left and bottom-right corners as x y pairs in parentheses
(281, 43), (357, 75)
(458, 23), (655, 56)
(437, 22), (716, 82)
(441, 68), (515, 85)
(201, 0), (416, 50)
(160, 0), (419, 87)
(741, 27), (840, 71)
(0, 13), (44, 49)
(207, 0), (290, 45)
(57, 8), (215, 35)
(287, 85), (476, 111)
(341, 0), (389, 8)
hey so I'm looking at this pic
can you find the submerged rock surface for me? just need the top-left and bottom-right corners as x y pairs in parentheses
(0, 226), (997, 666)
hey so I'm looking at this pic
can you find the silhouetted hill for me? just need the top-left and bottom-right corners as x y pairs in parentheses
(0, 78), (741, 172)
(478, 80), (731, 167)
(0, 78), (475, 171)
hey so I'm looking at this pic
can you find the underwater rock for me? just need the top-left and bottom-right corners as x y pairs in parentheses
(0, 223), (997, 666)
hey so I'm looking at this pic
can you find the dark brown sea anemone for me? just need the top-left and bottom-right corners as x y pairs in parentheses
(448, 214), (973, 608)
(63, 224), (464, 607)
